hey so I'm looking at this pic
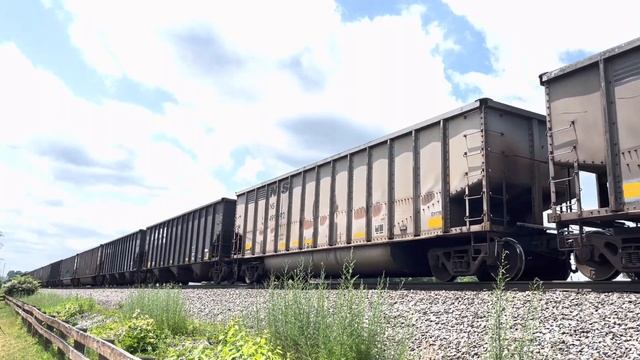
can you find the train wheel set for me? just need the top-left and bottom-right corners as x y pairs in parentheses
(29, 38), (640, 287)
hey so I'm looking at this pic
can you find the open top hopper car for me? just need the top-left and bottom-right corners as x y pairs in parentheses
(233, 98), (570, 282)
(100, 230), (146, 285)
(142, 198), (236, 284)
(28, 260), (61, 287)
(541, 37), (640, 281)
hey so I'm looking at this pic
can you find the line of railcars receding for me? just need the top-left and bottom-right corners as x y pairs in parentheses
(29, 199), (237, 286)
(27, 37), (640, 286)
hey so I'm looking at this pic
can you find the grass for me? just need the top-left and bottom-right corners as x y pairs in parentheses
(0, 302), (57, 360)
(120, 287), (190, 335)
(20, 292), (70, 311)
(250, 264), (411, 360)
(20, 292), (99, 326)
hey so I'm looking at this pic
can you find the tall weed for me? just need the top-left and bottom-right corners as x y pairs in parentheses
(20, 292), (69, 311)
(253, 263), (410, 360)
(486, 255), (543, 360)
(21, 292), (98, 325)
(120, 286), (189, 335)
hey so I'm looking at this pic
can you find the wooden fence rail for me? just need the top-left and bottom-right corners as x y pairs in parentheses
(5, 296), (141, 360)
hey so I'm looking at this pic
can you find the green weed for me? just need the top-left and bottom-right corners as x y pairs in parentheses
(21, 292), (98, 325)
(20, 292), (69, 310)
(120, 286), (190, 335)
(252, 263), (410, 360)
(486, 254), (543, 360)
(91, 310), (165, 355)
(164, 321), (283, 360)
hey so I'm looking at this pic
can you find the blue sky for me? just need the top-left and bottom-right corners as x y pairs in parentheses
(0, 0), (638, 272)
(0, 1), (175, 112)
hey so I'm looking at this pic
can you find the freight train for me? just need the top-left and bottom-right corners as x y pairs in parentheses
(28, 38), (640, 286)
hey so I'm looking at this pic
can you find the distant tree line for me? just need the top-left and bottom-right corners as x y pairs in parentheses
(5, 270), (25, 281)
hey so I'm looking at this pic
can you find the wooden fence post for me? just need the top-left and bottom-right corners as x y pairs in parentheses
(74, 326), (88, 354)
(43, 323), (54, 351)
(23, 308), (35, 337)
(57, 328), (68, 359)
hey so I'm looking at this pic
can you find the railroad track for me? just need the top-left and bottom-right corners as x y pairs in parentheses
(48, 280), (640, 293)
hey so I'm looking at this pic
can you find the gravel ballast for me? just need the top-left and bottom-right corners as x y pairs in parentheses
(42, 287), (640, 359)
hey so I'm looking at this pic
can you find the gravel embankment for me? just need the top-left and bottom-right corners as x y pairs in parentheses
(43, 288), (640, 359)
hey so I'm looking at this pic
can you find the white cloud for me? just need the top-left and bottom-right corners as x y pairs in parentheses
(234, 156), (266, 184)
(61, 0), (459, 133)
(443, 0), (640, 112)
(0, 42), (228, 270)
(2, 1), (462, 270)
(40, 0), (53, 9)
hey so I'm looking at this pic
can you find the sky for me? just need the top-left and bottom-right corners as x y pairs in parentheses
(1, 0), (639, 272)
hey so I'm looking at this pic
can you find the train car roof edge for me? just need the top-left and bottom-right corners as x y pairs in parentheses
(145, 197), (236, 228)
(236, 98), (544, 194)
(539, 36), (640, 84)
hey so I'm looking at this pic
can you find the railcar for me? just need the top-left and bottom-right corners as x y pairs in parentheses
(232, 99), (571, 283)
(27, 268), (41, 283)
(100, 230), (146, 285)
(74, 246), (102, 286)
(29, 266), (44, 285)
(142, 198), (236, 284)
(59, 255), (77, 287)
(541, 37), (640, 281)
(27, 260), (61, 287)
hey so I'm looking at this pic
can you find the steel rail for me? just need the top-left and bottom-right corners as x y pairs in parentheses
(46, 280), (640, 293)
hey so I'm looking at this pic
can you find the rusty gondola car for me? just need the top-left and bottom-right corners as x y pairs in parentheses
(541, 37), (640, 281)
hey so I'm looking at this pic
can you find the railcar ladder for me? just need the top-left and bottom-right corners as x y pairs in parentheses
(463, 130), (509, 230)
(548, 119), (583, 250)
(463, 131), (485, 230)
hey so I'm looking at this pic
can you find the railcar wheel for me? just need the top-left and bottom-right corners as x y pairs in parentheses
(133, 272), (143, 285)
(429, 260), (455, 282)
(210, 263), (229, 284)
(574, 250), (620, 281)
(231, 265), (241, 284)
(575, 230), (620, 281)
(146, 272), (157, 285)
(244, 268), (259, 284)
(485, 238), (525, 281)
